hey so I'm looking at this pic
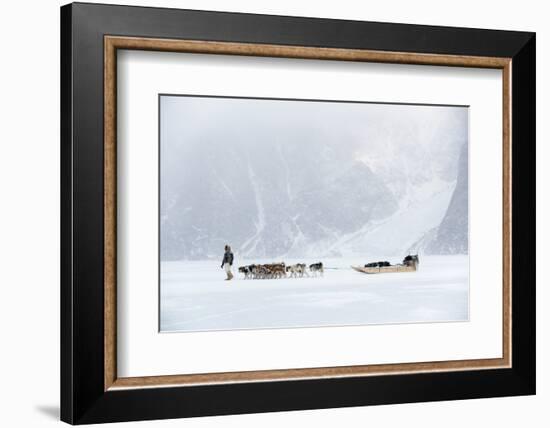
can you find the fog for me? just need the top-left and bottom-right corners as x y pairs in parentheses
(160, 95), (468, 261)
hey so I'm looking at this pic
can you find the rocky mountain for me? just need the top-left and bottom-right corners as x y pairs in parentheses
(160, 96), (468, 261)
(424, 141), (469, 254)
(161, 143), (398, 260)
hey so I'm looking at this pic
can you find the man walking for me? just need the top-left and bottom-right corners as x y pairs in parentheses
(221, 244), (234, 281)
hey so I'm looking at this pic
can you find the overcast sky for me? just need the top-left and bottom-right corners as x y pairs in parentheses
(160, 94), (468, 184)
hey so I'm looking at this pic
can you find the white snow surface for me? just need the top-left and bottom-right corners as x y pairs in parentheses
(160, 255), (468, 333)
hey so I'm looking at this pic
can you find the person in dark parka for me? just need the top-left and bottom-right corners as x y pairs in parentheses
(221, 245), (234, 281)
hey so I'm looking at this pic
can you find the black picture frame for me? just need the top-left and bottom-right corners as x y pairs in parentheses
(61, 2), (535, 424)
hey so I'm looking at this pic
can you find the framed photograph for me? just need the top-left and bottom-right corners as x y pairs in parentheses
(60, 2), (535, 424)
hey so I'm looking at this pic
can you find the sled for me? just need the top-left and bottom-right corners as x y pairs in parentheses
(351, 264), (417, 274)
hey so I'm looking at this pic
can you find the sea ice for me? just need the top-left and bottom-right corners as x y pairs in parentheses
(160, 255), (469, 332)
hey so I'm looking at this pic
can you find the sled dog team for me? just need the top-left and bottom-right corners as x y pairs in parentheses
(221, 244), (417, 281)
(238, 262), (324, 280)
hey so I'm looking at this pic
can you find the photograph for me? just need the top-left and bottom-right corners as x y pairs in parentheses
(159, 95), (470, 332)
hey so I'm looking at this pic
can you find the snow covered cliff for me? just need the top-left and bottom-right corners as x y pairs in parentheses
(160, 96), (468, 260)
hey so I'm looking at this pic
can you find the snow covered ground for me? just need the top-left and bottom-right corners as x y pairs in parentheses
(160, 255), (469, 333)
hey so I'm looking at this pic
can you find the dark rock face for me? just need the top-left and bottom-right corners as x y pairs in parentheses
(160, 140), (398, 260)
(426, 141), (469, 254)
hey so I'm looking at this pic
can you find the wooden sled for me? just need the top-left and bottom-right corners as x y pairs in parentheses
(351, 264), (417, 274)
